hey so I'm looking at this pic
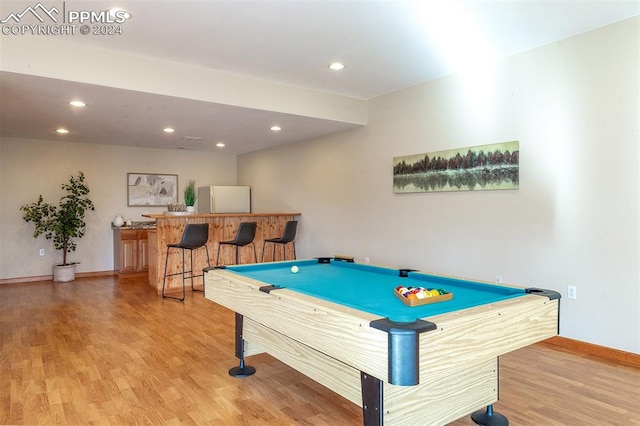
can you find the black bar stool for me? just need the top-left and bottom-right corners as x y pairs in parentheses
(262, 220), (297, 262)
(216, 222), (258, 265)
(162, 223), (210, 301)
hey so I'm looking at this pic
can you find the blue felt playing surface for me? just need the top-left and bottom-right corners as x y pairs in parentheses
(225, 259), (524, 323)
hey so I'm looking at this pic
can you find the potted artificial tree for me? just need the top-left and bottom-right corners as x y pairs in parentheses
(184, 179), (197, 213)
(20, 172), (95, 282)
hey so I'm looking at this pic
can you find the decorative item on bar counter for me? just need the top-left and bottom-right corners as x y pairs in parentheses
(184, 180), (197, 213)
(165, 203), (189, 215)
(167, 203), (187, 212)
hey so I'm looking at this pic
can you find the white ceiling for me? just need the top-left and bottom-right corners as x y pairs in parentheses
(1, 0), (638, 154)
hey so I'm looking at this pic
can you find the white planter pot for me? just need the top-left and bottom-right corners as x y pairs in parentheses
(186, 206), (196, 213)
(53, 264), (76, 282)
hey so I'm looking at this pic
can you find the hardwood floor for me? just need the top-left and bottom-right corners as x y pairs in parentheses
(1, 276), (638, 425)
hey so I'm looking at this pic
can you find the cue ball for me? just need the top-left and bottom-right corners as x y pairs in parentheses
(290, 266), (299, 273)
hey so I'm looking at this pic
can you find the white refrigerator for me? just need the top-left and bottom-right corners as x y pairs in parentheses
(197, 186), (251, 214)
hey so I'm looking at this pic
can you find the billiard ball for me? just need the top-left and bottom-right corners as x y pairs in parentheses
(290, 265), (299, 273)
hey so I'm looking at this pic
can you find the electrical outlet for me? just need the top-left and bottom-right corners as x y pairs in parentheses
(494, 275), (503, 283)
(567, 285), (577, 299)
(39, 249), (45, 256)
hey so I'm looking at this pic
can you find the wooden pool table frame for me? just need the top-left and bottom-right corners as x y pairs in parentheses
(204, 264), (559, 425)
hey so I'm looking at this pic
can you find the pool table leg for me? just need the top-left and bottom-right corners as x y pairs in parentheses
(361, 372), (383, 425)
(228, 313), (256, 378)
(471, 404), (509, 426)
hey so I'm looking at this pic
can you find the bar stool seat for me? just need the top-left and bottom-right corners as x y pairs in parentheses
(162, 223), (210, 301)
(262, 220), (297, 262)
(216, 222), (257, 265)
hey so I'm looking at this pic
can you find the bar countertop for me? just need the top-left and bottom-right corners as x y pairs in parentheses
(144, 212), (300, 294)
(142, 212), (300, 219)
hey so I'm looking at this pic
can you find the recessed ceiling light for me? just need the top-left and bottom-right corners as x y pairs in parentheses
(329, 62), (345, 71)
(163, 127), (175, 133)
(69, 100), (86, 107)
(270, 126), (281, 131)
(56, 128), (69, 134)
(216, 142), (226, 148)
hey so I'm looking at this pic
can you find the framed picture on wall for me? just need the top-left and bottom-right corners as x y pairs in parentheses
(127, 173), (178, 206)
(393, 140), (519, 193)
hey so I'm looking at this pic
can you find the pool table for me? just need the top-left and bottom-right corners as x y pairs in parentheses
(204, 258), (560, 425)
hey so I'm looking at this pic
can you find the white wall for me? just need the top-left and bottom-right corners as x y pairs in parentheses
(238, 18), (640, 353)
(0, 138), (236, 279)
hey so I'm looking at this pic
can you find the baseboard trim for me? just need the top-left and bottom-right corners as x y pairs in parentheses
(541, 336), (640, 367)
(0, 275), (52, 285)
(77, 270), (116, 279)
(0, 270), (115, 285)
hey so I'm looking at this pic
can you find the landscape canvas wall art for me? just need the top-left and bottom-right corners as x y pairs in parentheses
(393, 141), (519, 193)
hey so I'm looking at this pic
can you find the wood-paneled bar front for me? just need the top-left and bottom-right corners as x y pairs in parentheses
(143, 213), (300, 294)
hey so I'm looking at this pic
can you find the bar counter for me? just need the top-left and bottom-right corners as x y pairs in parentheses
(142, 212), (300, 294)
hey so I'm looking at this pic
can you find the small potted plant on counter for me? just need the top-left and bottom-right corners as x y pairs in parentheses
(20, 172), (95, 282)
(184, 179), (197, 213)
